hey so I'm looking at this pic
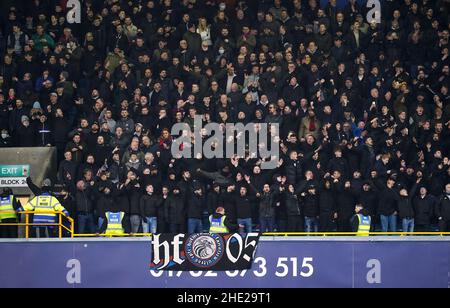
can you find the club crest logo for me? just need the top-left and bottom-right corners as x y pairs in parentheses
(184, 234), (224, 268)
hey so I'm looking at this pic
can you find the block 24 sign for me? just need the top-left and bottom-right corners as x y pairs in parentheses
(0, 165), (30, 187)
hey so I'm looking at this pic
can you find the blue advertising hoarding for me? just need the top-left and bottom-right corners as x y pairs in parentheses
(0, 238), (449, 288)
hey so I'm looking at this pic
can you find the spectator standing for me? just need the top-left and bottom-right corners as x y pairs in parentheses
(165, 186), (185, 234)
(187, 185), (205, 234)
(396, 179), (420, 233)
(123, 170), (142, 234)
(285, 184), (303, 232)
(378, 178), (399, 233)
(75, 180), (95, 234)
(301, 185), (320, 233)
(436, 184), (450, 232)
(413, 186), (435, 232)
(319, 179), (337, 232)
(235, 185), (254, 234)
(259, 184), (277, 232)
(140, 184), (162, 234)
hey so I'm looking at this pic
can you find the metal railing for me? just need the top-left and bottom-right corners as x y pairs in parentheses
(0, 211), (74, 239)
(72, 231), (450, 237)
(1, 213), (449, 238)
(265, 232), (450, 236)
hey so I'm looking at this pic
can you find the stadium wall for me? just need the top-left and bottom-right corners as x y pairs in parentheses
(0, 147), (57, 195)
(0, 237), (449, 288)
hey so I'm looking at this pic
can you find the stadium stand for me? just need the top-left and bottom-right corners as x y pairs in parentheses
(0, 0), (449, 237)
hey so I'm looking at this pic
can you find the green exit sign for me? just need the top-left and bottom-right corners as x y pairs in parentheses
(0, 165), (30, 177)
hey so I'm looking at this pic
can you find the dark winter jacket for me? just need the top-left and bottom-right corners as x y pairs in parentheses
(187, 191), (205, 219)
(395, 184), (418, 219)
(301, 192), (319, 218)
(165, 193), (185, 224)
(319, 188), (337, 215)
(125, 181), (142, 215)
(234, 194), (253, 219)
(140, 193), (162, 218)
(413, 195), (435, 225)
(284, 159), (302, 185)
(75, 187), (95, 213)
(259, 190), (277, 218)
(377, 187), (398, 216)
(285, 192), (302, 216)
(435, 194), (450, 221)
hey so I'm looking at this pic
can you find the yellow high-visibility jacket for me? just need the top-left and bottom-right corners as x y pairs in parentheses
(23, 194), (67, 224)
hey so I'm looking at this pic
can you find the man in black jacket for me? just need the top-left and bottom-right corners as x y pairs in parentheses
(222, 185), (238, 225)
(206, 184), (222, 216)
(15, 115), (36, 147)
(395, 178), (420, 233)
(413, 186), (435, 232)
(258, 184), (277, 232)
(187, 185), (205, 233)
(327, 148), (350, 180)
(114, 182), (131, 226)
(357, 182), (378, 219)
(319, 179), (337, 232)
(378, 178), (399, 232)
(58, 151), (77, 188)
(59, 186), (75, 237)
(51, 108), (70, 164)
(333, 174), (355, 232)
(285, 184), (303, 232)
(284, 150), (303, 185)
(140, 184), (162, 234)
(235, 186), (254, 234)
(75, 180), (95, 234)
(165, 186), (185, 233)
(95, 181), (115, 232)
(123, 169), (142, 233)
(158, 186), (171, 233)
(436, 184), (450, 232)
(107, 149), (127, 184)
(301, 185), (320, 233)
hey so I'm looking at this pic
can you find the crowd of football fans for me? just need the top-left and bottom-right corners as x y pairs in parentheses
(0, 0), (449, 234)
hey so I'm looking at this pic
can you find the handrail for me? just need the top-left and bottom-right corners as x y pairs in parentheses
(264, 232), (450, 236)
(0, 211), (74, 239)
(1, 211), (449, 238)
(72, 232), (450, 237)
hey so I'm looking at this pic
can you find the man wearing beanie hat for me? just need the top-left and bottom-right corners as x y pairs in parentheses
(165, 186), (185, 233)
